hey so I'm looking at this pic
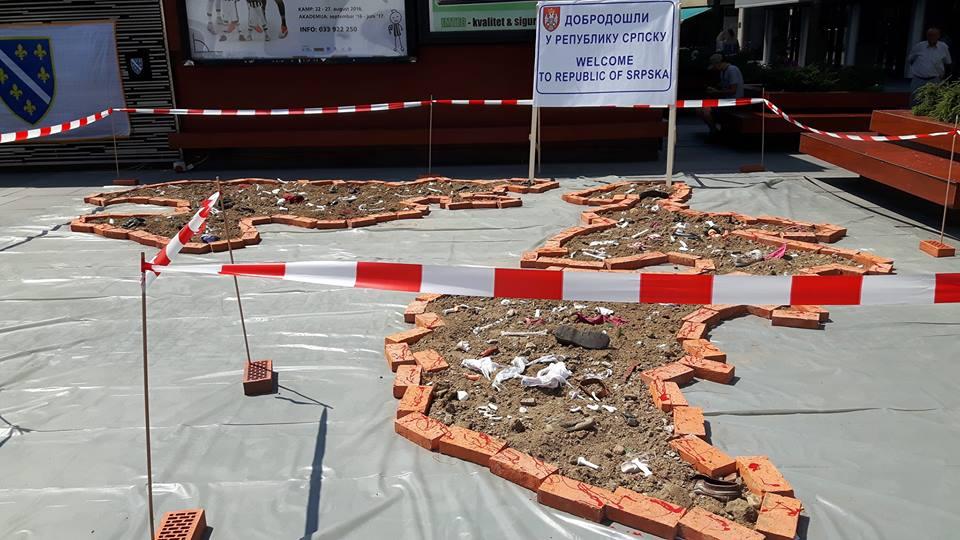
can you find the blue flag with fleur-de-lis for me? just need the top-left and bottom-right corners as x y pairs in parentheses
(0, 22), (128, 140)
(0, 38), (54, 125)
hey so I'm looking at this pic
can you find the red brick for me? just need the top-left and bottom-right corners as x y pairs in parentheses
(667, 251), (701, 266)
(680, 355), (735, 384)
(648, 379), (688, 412)
(815, 225), (847, 243)
(682, 307), (722, 327)
(606, 487), (685, 538)
(498, 198), (523, 209)
(695, 258), (717, 273)
(414, 312), (445, 329)
(704, 304), (748, 319)
(640, 362), (694, 385)
(756, 493), (803, 540)
(438, 425), (506, 466)
(746, 304), (780, 319)
(385, 327), (432, 345)
(788, 305), (829, 322)
(403, 300), (428, 323)
(384, 342), (416, 372)
(444, 201), (473, 210)
(397, 385), (434, 418)
(736, 456), (794, 497)
(670, 435), (736, 478)
(415, 292), (443, 302)
(673, 405), (706, 438)
(605, 252), (668, 269)
(397, 209), (424, 219)
(920, 240), (956, 257)
(70, 220), (96, 234)
(771, 309), (821, 329)
(679, 507), (764, 540)
(101, 226), (128, 240)
(348, 216), (378, 227)
(113, 178), (139, 186)
(488, 447), (559, 491)
(394, 412), (448, 450)
(272, 215), (316, 228)
(315, 219), (348, 229)
(472, 200), (500, 209)
(242, 360), (274, 396)
(154, 508), (206, 540)
(536, 246), (569, 257)
(179, 243), (211, 255)
(393, 364), (422, 399)
(681, 339), (727, 362)
(676, 321), (708, 342)
(536, 474), (615, 522)
(412, 349), (449, 373)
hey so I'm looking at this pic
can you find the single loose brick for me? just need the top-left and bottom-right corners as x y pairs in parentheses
(403, 300), (428, 323)
(385, 327), (432, 345)
(648, 379), (688, 412)
(242, 360), (274, 396)
(396, 385), (433, 418)
(680, 355), (735, 384)
(384, 342), (416, 372)
(393, 364), (422, 399)
(438, 426), (506, 466)
(736, 456), (794, 497)
(676, 321), (708, 342)
(488, 447), (558, 491)
(681, 339), (727, 362)
(416, 293), (443, 302)
(771, 309), (821, 330)
(640, 362), (694, 385)
(673, 406), (706, 438)
(670, 435), (736, 478)
(756, 493), (802, 540)
(537, 474), (615, 522)
(394, 412), (448, 450)
(606, 487), (685, 539)
(667, 251), (701, 266)
(414, 312), (445, 329)
(788, 304), (829, 322)
(154, 508), (206, 540)
(678, 506), (764, 540)
(412, 349), (449, 373)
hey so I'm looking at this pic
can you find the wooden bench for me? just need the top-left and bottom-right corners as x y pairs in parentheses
(870, 109), (958, 153)
(723, 111), (872, 135)
(799, 131), (960, 208)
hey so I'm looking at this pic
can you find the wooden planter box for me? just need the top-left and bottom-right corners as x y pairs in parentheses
(871, 110), (959, 153)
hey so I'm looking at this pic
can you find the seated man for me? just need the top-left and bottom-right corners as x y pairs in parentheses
(698, 54), (744, 137)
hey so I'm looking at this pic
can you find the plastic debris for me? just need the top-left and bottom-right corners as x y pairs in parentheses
(586, 404), (600, 411)
(492, 357), (527, 390)
(734, 249), (764, 268)
(602, 405), (618, 413)
(456, 340), (471, 352)
(576, 456), (601, 470)
(620, 458), (653, 476)
(765, 243), (788, 260)
(461, 357), (500, 379)
(520, 362), (572, 389)
(200, 234), (220, 244)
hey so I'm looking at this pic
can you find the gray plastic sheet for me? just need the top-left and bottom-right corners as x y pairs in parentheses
(1, 169), (959, 540)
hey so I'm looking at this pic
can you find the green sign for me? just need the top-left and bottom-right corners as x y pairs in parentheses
(428, 0), (537, 33)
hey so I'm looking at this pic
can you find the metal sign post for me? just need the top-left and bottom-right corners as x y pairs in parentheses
(527, 106), (539, 181)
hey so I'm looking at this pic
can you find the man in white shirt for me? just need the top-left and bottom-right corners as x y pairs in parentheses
(699, 54), (745, 136)
(909, 28), (952, 96)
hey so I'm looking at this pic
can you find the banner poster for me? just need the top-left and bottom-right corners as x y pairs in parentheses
(184, 0), (410, 60)
(533, 0), (679, 107)
(0, 21), (129, 141)
(428, 0), (537, 34)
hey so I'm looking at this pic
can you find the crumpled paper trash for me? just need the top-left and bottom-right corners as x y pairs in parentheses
(520, 362), (572, 389)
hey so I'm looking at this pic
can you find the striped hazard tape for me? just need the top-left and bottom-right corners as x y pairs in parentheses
(147, 260), (960, 306)
(4, 98), (958, 145)
(143, 191), (219, 287)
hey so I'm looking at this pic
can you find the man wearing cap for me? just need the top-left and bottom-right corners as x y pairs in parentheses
(699, 54), (744, 137)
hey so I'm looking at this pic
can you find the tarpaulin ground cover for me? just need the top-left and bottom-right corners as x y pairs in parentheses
(1, 164), (959, 539)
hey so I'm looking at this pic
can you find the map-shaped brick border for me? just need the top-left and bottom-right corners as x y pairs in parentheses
(520, 181), (894, 277)
(387, 296), (808, 540)
(70, 177), (559, 255)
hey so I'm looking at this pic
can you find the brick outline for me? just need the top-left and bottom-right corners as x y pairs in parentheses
(72, 177), (559, 253)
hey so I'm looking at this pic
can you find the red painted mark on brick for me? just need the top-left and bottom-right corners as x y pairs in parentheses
(705, 513), (732, 531)
(762, 499), (802, 517)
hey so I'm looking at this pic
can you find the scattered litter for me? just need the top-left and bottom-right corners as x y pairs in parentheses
(734, 249), (764, 268)
(501, 330), (548, 337)
(602, 405), (618, 413)
(764, 244), (788, 260)
(518, 407), (527, 414)
(678, 240), (689, 251)
(596, 307), (614, 316)
(630, 228), (650, 239)
(574, 304), (587, 309)
(576, 456), (601, 470)
(586, 404), (600, 411)
(589, 240), (619, 246)
(620, 458), (653, 476)
(520, 362), (572, 389)
(581, 250), (607, 260)
(487, 403), (498, 411)
(461, 357), (500, 379)
(200, 234), (220, 244)
(456, 390), (469, 401)
(500, 299), (512, 305)
(492, 357), (527, 390)
(472, 317), (507, 335)
(569, 406), (582, 413)
(456, 340), (471, 352)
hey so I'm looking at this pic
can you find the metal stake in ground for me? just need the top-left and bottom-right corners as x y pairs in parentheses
(215, 178), (253, 364)
(939, 117), (959, 244)
(428, 95), (434, 174)
(111, 112), (121, 181)
(138, 252), (157, 538)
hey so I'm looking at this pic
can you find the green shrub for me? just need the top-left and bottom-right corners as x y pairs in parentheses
(756, 64), (883, 92)
(912, 80), (960, 124)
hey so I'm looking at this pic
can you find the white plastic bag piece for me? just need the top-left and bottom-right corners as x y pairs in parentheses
(576, 456), (601, 470)
(456, 340), (471, 352)
(461, 357), (500, 379)
(492, 357), (528, 390)
(520, 362), (572, 389)
(620, 458), (653, 477)
(596, 306), (614, 316)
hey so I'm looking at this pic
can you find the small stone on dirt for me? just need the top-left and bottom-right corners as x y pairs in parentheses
(520, 397), (536, 406)
(613, 445), (626, 455)
(626, 417), (639, 427)
(511, 419), (526, 433)
(444, 402), (457, 414)
(554, 325), (610, 349)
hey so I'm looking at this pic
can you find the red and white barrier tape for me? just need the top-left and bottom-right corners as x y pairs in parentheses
(5, 98), (958, 145)
(761, 100), (958, 142)
(147, 260), (960, 306)
(143, 191), (220, 287)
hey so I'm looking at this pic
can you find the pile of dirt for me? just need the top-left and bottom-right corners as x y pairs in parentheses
(416, 295), (760, 527)
(95, 180), (512, 238)
(564, 203), (859, 274)
(581, 183), (677, 201)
